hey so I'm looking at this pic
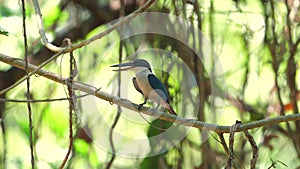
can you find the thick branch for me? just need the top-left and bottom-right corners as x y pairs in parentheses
(1, 53), (300, 133)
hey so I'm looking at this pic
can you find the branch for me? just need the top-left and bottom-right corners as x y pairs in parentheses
(225, 121), (241, 169)
(243, 130), (258, 169)
(31, 0), (156, 53)
(1, 53), (300, 133)
(218, 133), (229, 154)
(21, 0), (35, 168)
(59, 39), (76, 169)
(0, 93), (91, 103)
(31, 0), (61, 52)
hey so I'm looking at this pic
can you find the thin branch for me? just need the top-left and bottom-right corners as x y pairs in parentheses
(0, 93), (94, 103)
(105, 108), (120, 169)
(267, 158), (288, 169)
(59, 39), (76, 169)
(243, 130), (258, 169)
(21, 0), (35, 168)
(31, 0), (156, 53)
(31, 0), (61, 52)
(105, 100), (121, 169)
(1, 53), (300, 133)
(225, 121), (241, 169)
(217, 133), (229, 155)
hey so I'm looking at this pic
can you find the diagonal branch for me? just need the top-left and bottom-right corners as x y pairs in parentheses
(218, 133), (229, 154)
(31, 0), (156, 53)
(1, 53), (300, 133)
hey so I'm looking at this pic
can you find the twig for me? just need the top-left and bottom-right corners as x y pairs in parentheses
(225, 121), (241, 169)
(59, 39), (76, 169)
(31, 0), (156, 53)
(267, 158), (288, 169)
(243, 130), (258, 169)
(105, 105), (121, 169)
(217, 133), (229, 155)
(105, 109), (120, 169)
(31, 0), (61, 52)
(1, 53), (300, 133)
(0, 93), (95, 103)
(21, 1), (35, 168)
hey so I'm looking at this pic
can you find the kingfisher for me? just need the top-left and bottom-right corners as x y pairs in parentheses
(111, 59), (177, 115)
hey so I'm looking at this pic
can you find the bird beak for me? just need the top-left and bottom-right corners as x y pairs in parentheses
(111, 61), (134, 71)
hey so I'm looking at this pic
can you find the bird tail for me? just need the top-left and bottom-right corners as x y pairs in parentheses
(167, 104), (177, 115)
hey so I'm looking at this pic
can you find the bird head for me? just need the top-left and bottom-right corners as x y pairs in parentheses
(111, 59), (152, 72)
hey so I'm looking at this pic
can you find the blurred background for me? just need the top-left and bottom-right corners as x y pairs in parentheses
(0, 0), (299, 168)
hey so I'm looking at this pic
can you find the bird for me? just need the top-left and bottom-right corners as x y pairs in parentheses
(111, 59), (177, 115)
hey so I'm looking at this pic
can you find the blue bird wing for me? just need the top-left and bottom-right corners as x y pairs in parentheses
(148, 74), (169, 102)
(132, 77), (143, 95)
